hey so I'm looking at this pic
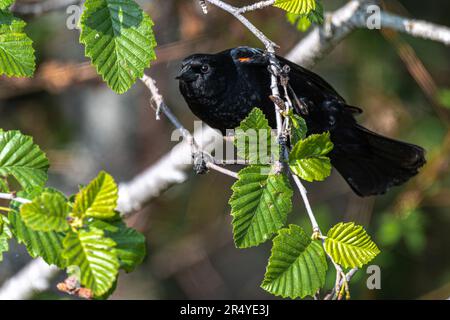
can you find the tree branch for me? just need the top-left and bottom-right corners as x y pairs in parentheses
(287, 0), (450, 68)
(0, 259), (58, 300)
(380, 11), (450, 46)
(117, 125), (222, 216)
(0, 193), (31, 204)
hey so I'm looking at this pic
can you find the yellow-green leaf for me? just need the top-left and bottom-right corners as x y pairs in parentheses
(325, 222), (380, 269)
(20, 192), (70, 232)
(0, 0), (14, 10)
(62, 228), (119, 296)
(274, 0), (316, 15)
(73, 171), (118, 219)
(0, 215), (12, 262)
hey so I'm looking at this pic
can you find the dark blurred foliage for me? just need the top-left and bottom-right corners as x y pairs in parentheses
(0, 0), (449, 300)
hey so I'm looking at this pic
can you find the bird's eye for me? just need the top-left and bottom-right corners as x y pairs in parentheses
(200, 64), (210, 73)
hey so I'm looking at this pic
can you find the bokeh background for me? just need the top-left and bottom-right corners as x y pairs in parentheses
(0, 0), (449, 299)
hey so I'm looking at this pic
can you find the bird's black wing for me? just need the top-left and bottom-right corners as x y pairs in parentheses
(275, 55), (346, 102)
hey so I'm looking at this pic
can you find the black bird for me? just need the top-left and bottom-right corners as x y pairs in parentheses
(177, 46), (426, 197)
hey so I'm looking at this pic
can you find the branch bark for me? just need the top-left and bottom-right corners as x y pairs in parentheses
(287, 0), (450, 68)
(0, 259), (58, 300)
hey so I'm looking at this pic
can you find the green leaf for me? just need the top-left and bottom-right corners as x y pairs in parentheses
(287, 13), (311, 32)
(376, 213), (402, 247)
(0, 130), (49, 190)
(274, 0), (316, 15)
(0, 215), (12, 262)
(62, 228), (119, 296)
(262, 224), (327, 299)
(235, 107), (275, 165)
(0, 176), (8, 192)
(9, 188), (67, 267)
(230, 165), (293, 248)
(88, 219), (146, 272)
(80, 0), (157, 94)
(9, 210), (66, 267)
(73, 171), (118, 220)
(20, 192), (70, 232)
(438, 89), (450, 109)
(0, 1), (14, 10)
(289, 132), (333, 182)
(285, 0), (323, 31)
(0, 10), (35, 77)
(324, 222), (380, 269)
(289, 113), (307, 146)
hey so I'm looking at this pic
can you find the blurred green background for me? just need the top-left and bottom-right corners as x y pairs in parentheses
(0, 0), (449, 299)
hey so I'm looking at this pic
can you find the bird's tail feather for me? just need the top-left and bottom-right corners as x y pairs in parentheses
(330, 124), (426, 196)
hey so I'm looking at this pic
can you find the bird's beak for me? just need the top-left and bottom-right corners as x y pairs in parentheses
(176, 64), (196, 82)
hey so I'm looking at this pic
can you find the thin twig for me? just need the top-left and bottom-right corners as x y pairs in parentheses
(0, 193), (31, 204)
(236, 0), (275, 15)
(205, 0), (277, 49)
(291, 175), (320, 232)
(324, 268), (358, 300)
(206, 162), (239, 179)
(140, 74), (195, 146)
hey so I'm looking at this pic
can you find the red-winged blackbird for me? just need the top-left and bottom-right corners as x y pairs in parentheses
(177, 46), (426, 197)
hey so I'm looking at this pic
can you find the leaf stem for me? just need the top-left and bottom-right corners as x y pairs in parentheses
(0, 206), (11, 213)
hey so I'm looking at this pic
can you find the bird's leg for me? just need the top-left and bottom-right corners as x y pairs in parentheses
(192, 151), (239, 178)
(192, 151), (211, 175)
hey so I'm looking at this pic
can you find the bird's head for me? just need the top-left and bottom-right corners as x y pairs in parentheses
(177, 53), (233, 102)
(177, 47), (268, 103)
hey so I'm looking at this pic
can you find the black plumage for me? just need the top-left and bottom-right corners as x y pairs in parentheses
(177, 46), (426, 197)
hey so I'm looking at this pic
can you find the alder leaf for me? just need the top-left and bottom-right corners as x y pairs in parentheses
(0, 130), (49, 191)
(325, 222), (380, 269)
(230, 165), (293, 248)
(88, 218), (146, 272)
(79, 0), (157, 93)
(73, 171), (118, 220)
(0, 215), (12, 262)
(62, 228), (119, 296)
(274, 0), (317, 15)
(20, 192), (70, 232)
(289, 132), (333, 182)
(235, 107), (276, 165)
(0, 10), (35, 77)
(9, 188), (67, 268)
(262, 224), (328, 299)
(0, 1), (14, 10)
